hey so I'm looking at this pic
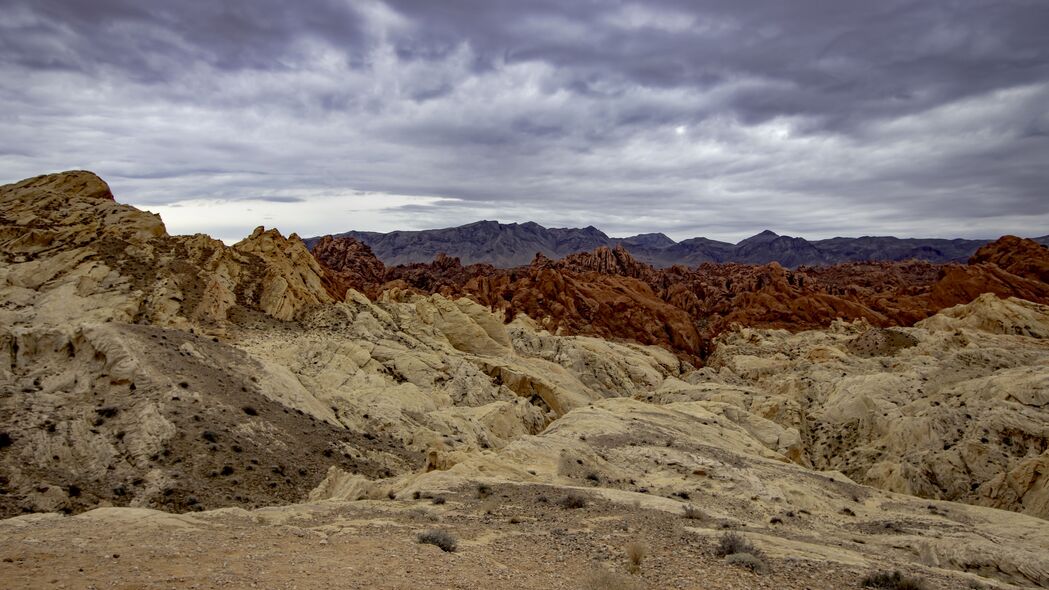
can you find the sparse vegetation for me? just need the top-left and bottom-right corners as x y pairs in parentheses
(431, 496), (446, 505)
(476, 483), (492, 498)
(682, 504), (705, 520)
(582, 568), (642, 590)
(715, 532), (760, 558)
(560, 492), (588, 509)
(861, 571), (928, 590)
(726, 552), (769, 574)
(715, 532), (769, 574)
(625, 542), (647, 574)
(417, 530), (457, 552)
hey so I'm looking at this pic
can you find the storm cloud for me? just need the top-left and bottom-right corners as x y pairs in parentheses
(1, 0), (1047, 242)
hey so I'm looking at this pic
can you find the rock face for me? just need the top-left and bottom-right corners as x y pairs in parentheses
(304, 221), (1035, 268)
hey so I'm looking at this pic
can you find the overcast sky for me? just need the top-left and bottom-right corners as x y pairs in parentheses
(1, 0), (1047, 243)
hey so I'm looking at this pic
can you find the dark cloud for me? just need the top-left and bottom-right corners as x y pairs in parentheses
(0, 0), (1047, 242)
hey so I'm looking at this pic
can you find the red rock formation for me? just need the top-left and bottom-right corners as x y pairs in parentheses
(970, 235), (1049, 284)
(311, 235), (386, 297)
(553, 244), (655, 281)
(384, 253), (496, 296)
(312, 233), (1049, 364)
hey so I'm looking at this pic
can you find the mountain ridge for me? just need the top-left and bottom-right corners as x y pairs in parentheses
(305, 221), (1049, 268)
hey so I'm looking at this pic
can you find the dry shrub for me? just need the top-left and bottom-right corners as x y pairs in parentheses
(682, 504), (706, 520)
(560, 492), (588, 509)
(581, 568), (643, 590)
(861, 571), (928, 590)
(417, 530), (457, 552)
(726, 552), (768, 574)
(715, 532), (761, 558)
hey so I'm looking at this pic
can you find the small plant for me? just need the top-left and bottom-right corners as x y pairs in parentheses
(417, 530), (457, 553)
(625, 542), (647, 574)
(582, 569), (642, 590)
(715, 532), (760, 558)
(431, 496), (447, 505)
(476, 483), (492, 498)
(726, 552), (769, 574)
(560, 492), (588, 509)
(861, 571), (928, 590)
(682, 504), (706, 520)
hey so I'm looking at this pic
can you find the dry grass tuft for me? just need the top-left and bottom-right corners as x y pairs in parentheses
(625, 542), (647, 574)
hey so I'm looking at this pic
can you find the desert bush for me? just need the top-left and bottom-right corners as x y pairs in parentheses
(715, 532), (761, 558)
(625, 542), (647, 574)
(682, 504), (706, 520)
(861, 570), (928, 590)
(581, 568), (642, 590)
(560, 492), (588, 509)
(726, 552), (769, 574)
(417, 530), (457, 552)
(476, 483), (492, 498)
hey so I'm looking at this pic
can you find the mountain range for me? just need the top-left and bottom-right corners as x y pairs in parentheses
(306, 220), (1049, 268)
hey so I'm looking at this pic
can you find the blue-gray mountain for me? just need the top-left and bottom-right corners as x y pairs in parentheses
(305, 222), (1049, 268)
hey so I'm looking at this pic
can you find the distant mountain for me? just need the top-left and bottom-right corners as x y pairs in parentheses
(304, 222), (1046, 268)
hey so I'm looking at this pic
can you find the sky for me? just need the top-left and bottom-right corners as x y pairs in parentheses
(1, 0), (1047, 244)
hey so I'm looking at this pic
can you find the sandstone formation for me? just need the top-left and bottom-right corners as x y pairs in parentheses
(314, 234), (1049, 361)
(3, 171), (1049, 590)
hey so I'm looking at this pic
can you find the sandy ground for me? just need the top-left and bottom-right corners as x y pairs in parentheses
(0, 483), (971, 590)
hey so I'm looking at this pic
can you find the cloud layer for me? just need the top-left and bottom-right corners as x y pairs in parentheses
(1, 0), (1047, 242)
